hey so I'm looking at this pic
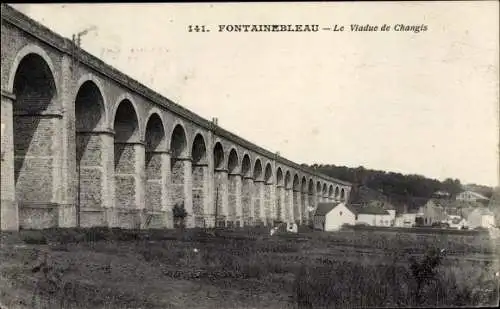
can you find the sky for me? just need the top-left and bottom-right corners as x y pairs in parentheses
(9, 2), (499, 187)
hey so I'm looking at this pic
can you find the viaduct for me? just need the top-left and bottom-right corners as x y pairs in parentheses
(0, 4), (351, 231)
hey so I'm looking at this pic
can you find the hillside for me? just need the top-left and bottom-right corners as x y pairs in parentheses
(305, 164), (494, 213)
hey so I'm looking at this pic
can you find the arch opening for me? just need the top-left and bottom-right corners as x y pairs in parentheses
(12, 53), (58, 210)
(191, 134), (207, 165)
(145, 113), (166, 212)
(213, 142), (224, 169)
(308, 179), (315, 219)
(301, 177), (308, 223)
(241, 154), (252, 225)
(75, 80), (106, 222)
(263, 163), (273, 224)
(191, 134), (207, 227)
(275, 168), (284, 221)
(227, 149), (240, 225)
(170, 124), (188, 213)
(113, 99), (140, 210)
(292, 174), (300, 223)
(241, 155), (251, 177)
(253, 159), (262, 180)
(252, 159), (263, 223)
(228, 149), (239, 174)
(213, 142), (226, 226)
(170, 124), (187, 159)
(329, 185), (334, 199)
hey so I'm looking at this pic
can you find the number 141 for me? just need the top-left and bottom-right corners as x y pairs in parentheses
(188, 25), (209, 32)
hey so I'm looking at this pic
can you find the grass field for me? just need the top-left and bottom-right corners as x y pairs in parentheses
(0, 227), (499, 309)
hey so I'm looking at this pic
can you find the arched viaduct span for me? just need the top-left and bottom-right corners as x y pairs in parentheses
(0, 4), (351, 231)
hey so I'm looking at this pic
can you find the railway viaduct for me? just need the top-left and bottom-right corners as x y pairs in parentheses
(0, 4), (351, 231)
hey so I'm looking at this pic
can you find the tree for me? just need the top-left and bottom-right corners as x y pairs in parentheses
(173, 202), (188, 228)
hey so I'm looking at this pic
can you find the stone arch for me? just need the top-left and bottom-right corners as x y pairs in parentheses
(285, 171), (292, 189)
(170, 124), (189, 212)
(241, 153), (253, 224)
(340, 188), (346, 200)
(264, 163), (273, 184)
(227, 148), (239, 174)
(11, 51), (59, 215)
(263, 162), (273, 223)
(112, 94), (142, 142)
(252, 158), (263, 223)
(213, 142), (224, 170)
(75, 79), (107, 223)
(75, 74), (109, 125)
(143, 108), (166, 145)
(213, 141), (226, 226)
(292, 174), (300, 222)
(329, 184), (334, 199)
(284, 171), (292, 222)
(227, 148), (240, 224)
(113, 98), (140, 144)
(308, 179), (314, 195)
(241, 154), (251, 178)
(322, 183), (327, 197)
(253, 158), (263, 180)
(301, 176), (308, 223)
(275, 167), (284, 221)
(308, 179), (315, 217)
(144, 113), (167, 212)
(170, 124), (188, 159)
(335, 186), (340, 199)
(276, 167), (284, 186)
(8, 44), (58, 95)
(191, 134), (207, 165)
(191, 133), (207, 226)
(293, 174), (300, 191)
(145, 113), (167, 154)
(113, 99), (140, 210)
(74, 80), (106, 133)
(301, 177), (307, 193)
(316, 181), (321, 196)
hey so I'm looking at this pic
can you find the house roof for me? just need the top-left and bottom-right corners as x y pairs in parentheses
(314, 202), (340, 216)
(459, 190), (490, 200)
(350, 203), (390, 215)
(314, 202), (357, 216)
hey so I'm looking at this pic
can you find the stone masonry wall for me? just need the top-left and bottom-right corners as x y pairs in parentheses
(146, 152), (162, 211)
(264, 185), (272, 222)
(171, 159), (185, 209)
(242, 178), (252, 224)
(253, 182), (262, 221)
(114, 143), (136, 208)
(192, 165), (205, 226)
(228, 175), (238, 222)
(14, 115), (56, 203)
(77, 133), (103, 208)
(293, 191), (300, 222)
(301, 193), (307, 222)
(275, 187), (282, 221)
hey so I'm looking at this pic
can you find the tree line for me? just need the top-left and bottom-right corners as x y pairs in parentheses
(303, 164), (493, 210)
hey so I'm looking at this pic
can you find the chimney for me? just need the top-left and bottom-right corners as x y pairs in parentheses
(212, 117), (218, 125)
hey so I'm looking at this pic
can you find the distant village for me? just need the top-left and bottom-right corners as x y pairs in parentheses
(313, 186), (498, 233)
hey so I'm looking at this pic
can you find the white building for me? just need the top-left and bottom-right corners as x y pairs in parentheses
(313, 202), (357, 231)
(354, 203), (395, 227)
(467, 208), (496, 229)
(456, 190), (490, 203)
